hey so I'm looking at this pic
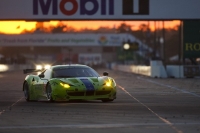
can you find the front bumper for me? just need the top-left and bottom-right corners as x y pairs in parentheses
(52, 89), (116, 101)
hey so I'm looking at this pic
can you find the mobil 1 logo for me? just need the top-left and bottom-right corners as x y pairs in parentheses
(123, 0), (149, 15)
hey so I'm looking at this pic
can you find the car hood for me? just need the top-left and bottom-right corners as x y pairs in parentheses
(58, 76), (112, 86)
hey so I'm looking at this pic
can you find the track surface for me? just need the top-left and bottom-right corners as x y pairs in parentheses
(0, 69), (200, 133)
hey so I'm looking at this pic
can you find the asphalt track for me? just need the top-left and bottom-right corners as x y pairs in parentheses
(0, 69), (200, 133)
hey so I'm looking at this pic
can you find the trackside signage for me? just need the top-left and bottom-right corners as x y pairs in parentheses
(0, 33), (136, 46)
(33, 0), (115, 16)
(32, 0), (149, 16)
(0, 0), (200, 20)
(183, 21), (200, 58)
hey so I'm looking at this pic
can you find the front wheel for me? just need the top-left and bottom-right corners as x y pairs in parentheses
(23, 82), (30, 102)
(46, 84), (54, 102)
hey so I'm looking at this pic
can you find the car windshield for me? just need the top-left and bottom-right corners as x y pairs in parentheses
(52, 67), (99, 78)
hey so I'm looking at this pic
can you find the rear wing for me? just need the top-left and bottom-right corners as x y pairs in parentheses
(23, 69), (43, 74)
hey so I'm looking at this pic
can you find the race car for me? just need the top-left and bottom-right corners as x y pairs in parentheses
(23, 64), (117, 102)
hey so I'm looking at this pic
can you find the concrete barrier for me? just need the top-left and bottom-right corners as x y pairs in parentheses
(150, 60), (168, 78)
(111, 63), (189, 78)
(0, 64), (9, 72)
(151, 65), (166, 78)
(112, 64), (151, 76)
(130, 65), (151, 76)
(112, 60), (168, 78)
(166, 65), (184, 78)
(0, 64), (33, 72)
(1, 63), (194, 79)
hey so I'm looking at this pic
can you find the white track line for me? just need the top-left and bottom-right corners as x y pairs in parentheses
(118, 85), (183, 133)
(137, 77), (200, 98)
(0, 97), (24, 116)
(0, 123), (200, 129)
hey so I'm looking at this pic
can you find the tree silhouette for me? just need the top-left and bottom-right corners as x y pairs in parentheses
(117, 23), (133, 33)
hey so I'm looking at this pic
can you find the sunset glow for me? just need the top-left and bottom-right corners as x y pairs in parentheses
(0, 20), (180, 34)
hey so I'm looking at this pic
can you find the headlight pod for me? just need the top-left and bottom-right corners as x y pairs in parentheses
(60, 82), (70, 88)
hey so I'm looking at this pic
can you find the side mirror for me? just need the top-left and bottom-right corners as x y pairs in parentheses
(39, 74), (45, 78)
(103, 72), (109, 76)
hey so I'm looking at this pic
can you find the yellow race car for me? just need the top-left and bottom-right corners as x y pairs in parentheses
(23, 64), (117, 102)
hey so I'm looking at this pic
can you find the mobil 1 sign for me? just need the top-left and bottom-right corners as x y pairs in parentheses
(33, 0), (149, 16)
(183, 21), (200, 58)
(0, 0), (200, 20)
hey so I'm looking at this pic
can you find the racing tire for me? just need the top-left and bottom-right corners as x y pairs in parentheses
(23, 82), (30, 102)
(46, 84), (54, 102)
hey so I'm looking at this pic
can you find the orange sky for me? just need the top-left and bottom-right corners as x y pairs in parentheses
(0, 20), (180, 34)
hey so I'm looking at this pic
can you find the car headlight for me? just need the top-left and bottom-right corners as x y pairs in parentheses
(106, 82), (111, 87)
(36, 65), (42, 70)
(60, 83), (70, 88)
(44, 64), (51, 69)
(36, 64), (51, 70)
(105, 79), (112, 87)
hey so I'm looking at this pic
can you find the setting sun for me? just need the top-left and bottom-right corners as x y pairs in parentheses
(0, 20), (180, 34)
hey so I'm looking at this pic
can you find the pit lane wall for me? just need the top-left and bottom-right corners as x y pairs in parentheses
(0, 63), (197, 78)
(111, 61), (185, 78)
(0, 64), (33, 72)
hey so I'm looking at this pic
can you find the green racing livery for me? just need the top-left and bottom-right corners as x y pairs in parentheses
(23, 64), (117, 102)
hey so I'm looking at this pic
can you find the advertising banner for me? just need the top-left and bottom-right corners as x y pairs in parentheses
(0, 33), (134, 46)
(0, 0), (200, 20)
(183, 21), (200, 58)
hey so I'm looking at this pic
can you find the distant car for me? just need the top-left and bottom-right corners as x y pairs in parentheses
(23, 64), (117, 102)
